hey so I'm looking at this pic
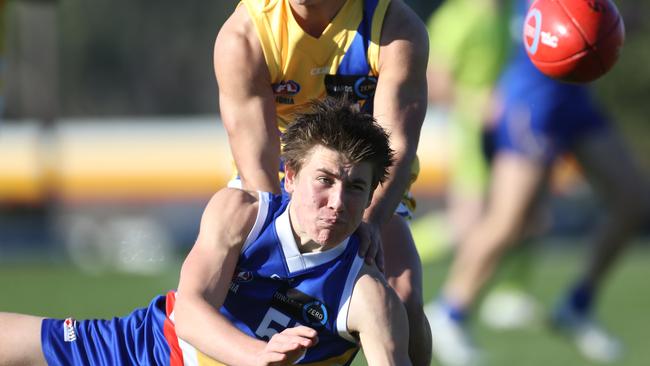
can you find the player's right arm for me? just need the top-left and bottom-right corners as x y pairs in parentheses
(174, 189), (317, 366)
(214, 5), (281, 194)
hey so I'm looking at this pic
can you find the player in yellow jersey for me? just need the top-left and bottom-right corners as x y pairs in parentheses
(213, 0), (431, 365)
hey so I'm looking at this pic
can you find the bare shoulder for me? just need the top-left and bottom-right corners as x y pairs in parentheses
(352, 264), (396, 303)
(206, 187), (259, 214)
(200, 188), (261, 249)
(215, 4), (256, 52)
(382, 1), (428, 44)
(347, 264), (405, 332)
(379, 1), (429, 65)
(214, 4), (267, 82)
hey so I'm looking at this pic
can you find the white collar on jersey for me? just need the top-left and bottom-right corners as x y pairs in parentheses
(275, 203), (350, 274)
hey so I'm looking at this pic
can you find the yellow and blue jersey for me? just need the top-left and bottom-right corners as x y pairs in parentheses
(41, 192), (365, 365)
(235, 0), (419, 215)
(241, 0), (389, 129)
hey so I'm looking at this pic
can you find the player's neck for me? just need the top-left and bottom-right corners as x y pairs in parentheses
(288, 0), (348, 38)
(299, 239), (327, 253)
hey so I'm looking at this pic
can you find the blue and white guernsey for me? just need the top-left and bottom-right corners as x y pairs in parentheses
(178, 192), (364, 365)
(40, 192), (364, 366)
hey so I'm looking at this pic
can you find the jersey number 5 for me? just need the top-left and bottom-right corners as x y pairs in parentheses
(255, 307), (293, 340)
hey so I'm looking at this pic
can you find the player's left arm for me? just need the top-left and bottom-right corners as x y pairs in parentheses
(347, 265), (412, 366)
(362, 1), (429, 253)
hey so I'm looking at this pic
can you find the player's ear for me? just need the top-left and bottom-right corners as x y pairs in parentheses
(284, 165), (297, 194)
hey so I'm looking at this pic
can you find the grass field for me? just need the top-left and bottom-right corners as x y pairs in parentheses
(1, 242), (649, 366)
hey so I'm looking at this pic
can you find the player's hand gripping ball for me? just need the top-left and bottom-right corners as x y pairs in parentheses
(523, 0), (624, 83)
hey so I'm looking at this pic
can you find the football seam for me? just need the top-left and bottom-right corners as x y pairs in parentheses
(531, 48), (590, 65)
(556, 0), (590, 47)
(556, 0), (621, 72)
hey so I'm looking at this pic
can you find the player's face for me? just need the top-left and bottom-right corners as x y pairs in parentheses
(284, 145), (373, 250)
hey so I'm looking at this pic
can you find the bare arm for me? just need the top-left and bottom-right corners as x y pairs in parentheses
(366, 1), (429, 227)
(174, 189), (316, 366)
(214, 6), (281, 194)
(174, 189), (263, 365)
(347, 265), (412, 366)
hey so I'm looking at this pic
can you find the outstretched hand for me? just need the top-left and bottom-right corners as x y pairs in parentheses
(355, 221), (384, 272)
(257, 326), (319, 366)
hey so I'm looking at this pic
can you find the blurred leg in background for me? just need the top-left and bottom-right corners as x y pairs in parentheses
(551, 125), (650, 363)
(423, 2), (543, 364)
(429, 40), (650, 365)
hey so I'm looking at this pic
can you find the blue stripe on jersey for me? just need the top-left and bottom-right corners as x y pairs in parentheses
(41, 295), (171, 366)
(337, 0), (378, 75)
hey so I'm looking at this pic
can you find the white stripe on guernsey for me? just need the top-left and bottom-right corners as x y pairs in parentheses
(336, 255), (364, 343)
(226, 178), (242, 189)
(178, 337), (200, 366)
(274, 204), (349, 273)
(169, 310), (199, 366)
(241, 191), (271, 252)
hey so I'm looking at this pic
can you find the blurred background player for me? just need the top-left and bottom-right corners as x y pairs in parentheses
(424, 0), (540, 332)
(213, 0), (431, 364)
(425, 0), (508, 247)
(426, 0), (650, 365)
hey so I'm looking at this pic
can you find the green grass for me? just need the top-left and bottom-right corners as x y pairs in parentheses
(421, 244), (650, 366)
(1, 244), (649, 366)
